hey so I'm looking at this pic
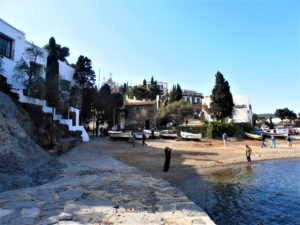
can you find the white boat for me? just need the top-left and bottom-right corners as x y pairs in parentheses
(134, 132), (150, 139)
(262, 131), (288, 137)
(108, 131), (131, 139)
(160, 130), (177, 139)
(143, 129), (161, 138)
(180, 131), (202, 141)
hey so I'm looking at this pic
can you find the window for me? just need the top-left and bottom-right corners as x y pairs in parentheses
(0, 35), (13, 58)
(60, 79), (71, 91)
(197, 98), (201, 103)
(192, 97), (195, 103)
(136, 108), (140, 119)
(141, 109), (147, 117)
(187, 97), (190, 103)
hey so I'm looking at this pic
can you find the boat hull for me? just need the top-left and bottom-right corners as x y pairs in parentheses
(180, 131), (202, 141)
(108, 131), (131, 139)
(245, 132), (262, 140)
(262, 132), (288, 137)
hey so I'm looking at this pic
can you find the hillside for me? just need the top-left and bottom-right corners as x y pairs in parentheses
(0, 91), (63, 193)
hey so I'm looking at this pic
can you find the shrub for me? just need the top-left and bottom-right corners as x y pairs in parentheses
(206, 121), (235, 138)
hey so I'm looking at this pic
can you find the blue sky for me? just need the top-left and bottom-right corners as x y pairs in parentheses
(1, 0), (299, 114)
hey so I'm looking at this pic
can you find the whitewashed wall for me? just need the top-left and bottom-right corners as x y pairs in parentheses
(0, 19), (74, 90)
(201, 95), (253, 123)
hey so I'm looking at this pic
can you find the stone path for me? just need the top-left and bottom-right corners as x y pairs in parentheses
(0, 144), (215, 225)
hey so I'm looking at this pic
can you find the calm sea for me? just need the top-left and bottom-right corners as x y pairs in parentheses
(173, 159), (300, 225)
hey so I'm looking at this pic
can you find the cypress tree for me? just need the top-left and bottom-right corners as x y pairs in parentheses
(210, 71), (234, 121)
(45, 37), (60, 148)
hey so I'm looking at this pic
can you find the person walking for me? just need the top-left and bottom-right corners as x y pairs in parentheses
(131, 132), (136, 147)
(286, 134), (293, 149)
(261, 133), (266, 148)
(163, 147), (172, 172)
(223, 132), (228, 147)
(270, 135), (276, 148)
(151, 127), (155, 139)
(245, 144), (252, 164)
(142, 132), (146, 146)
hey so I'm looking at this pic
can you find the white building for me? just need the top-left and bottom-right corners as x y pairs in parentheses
(202, 95), (253, 123)
(182, 89), (203, 104)
(0, 18), (75, 90)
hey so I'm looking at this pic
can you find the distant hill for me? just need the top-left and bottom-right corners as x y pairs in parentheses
(257, 113), (275, 118)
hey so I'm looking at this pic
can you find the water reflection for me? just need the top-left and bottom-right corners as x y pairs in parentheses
(174, 159), (300, 225)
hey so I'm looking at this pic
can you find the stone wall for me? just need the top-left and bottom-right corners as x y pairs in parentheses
(125, 104), (157, 130)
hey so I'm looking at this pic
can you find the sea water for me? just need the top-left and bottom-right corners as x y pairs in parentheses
(174, 159), (300, 225)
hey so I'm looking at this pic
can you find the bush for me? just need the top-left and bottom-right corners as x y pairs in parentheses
(241, 122), (254, 133)
(206, 121), (235, 139)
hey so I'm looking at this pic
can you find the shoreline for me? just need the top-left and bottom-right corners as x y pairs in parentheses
(89, 137), (300, 183)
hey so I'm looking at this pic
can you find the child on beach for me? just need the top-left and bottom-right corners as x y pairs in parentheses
(245, 144), (252, 163)
(286, 134), (293, 149)
(270, 135), (276, 148)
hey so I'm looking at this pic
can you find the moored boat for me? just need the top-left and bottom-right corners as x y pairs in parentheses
(108, 131), (131, 139)
(143, 129), (161, 138)
(160, 130), (177, 139)
(134, 132), (150, 139)
(180, 131), (202, 141)
(245, 132), (262, 140)
(262, 131), (288, 137)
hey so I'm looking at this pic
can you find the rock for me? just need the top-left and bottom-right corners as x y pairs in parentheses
(22, 208), (39, 217)
(0, 91), (62, 193)
(0, 208), (13, 217)
(58, 189), (84, 200)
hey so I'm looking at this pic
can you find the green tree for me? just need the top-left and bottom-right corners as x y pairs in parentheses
(44, 42), (70, 62)
(131, 85), (150, 100)
(252, 113), (258, 125)
(13, 44), (45, 98)
(155, 100), (193, 126)
(210, 71), (234, 121)
(143, 79), (147, 86)
(72, 55), (96, 124)
(45, 37), (60, 148)
(269, 116), (274, 129)
(170, 84), (182, 102)
(275, 108), (297, 120)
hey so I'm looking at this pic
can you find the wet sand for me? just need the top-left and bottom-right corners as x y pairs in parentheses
(86, 136), (300, 183)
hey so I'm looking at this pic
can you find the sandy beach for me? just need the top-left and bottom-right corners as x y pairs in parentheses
(88, 136), (300, 182)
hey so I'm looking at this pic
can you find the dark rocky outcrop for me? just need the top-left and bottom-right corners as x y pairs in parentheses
(0, 91), (64, 193)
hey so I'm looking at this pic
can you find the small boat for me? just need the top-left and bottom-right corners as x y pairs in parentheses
(143, 129), (161, 138)
(160, 130), (177, 139)
(245, 132), (262, 140)
(108, 131), (131, 139)
(180, 131), (201, 141)
(262, 131), (288, 137)
(134, 132), (150, 139)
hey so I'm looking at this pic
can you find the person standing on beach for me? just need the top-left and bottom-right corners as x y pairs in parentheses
(270, 135), (276, 148)
(245, 144), (252, 163)
(261, 133), (266, 148)
(131, 132), (136, 147)
(163, 147), (172, 172)
(223, 133), (228, 147)
(286, 134), (293, 149)
(142, 132), (146, 146)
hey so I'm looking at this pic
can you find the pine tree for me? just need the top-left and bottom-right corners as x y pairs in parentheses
(175, 84), (182, 101)
(210, 71), (234, 121)
(143, 79), (147, 86)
